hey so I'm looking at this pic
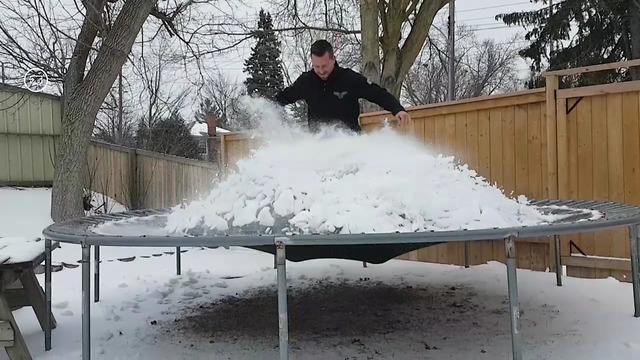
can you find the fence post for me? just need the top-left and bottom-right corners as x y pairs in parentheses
(544, 75), (559, 200)
(219, 133), (227, 171)
(128, 148), (138, 210)
(205, 112), (220, 167)
(544, 74), (559, 273)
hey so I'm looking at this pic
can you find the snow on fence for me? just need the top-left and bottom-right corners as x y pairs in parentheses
(218, 59), (640, 283)
(87, 140), (218, 210)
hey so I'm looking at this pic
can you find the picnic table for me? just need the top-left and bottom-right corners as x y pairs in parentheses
(0, 237), (57, 360)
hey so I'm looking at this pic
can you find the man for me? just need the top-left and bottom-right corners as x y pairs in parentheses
(274, 39), (411, 133)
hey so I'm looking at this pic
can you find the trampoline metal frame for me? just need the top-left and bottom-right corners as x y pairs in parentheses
(41, 199), (640, 360)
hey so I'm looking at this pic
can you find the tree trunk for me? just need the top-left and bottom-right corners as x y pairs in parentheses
(360, 0), (381, 112)
(379, 0), (447, 100)
(51, 0), (158, 222)
(51, 93), (99, 221)
(358, 0), (448, 107)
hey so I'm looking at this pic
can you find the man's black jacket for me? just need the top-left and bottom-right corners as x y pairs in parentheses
(274, 64), (406, 133)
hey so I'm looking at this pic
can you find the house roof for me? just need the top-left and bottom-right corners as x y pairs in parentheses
(189, 121), (231, 136)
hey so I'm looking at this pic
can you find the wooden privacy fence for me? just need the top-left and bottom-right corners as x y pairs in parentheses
(543, 59), (640, 281)
(87, 140), (219, 210)
(217, 59), (640, 282)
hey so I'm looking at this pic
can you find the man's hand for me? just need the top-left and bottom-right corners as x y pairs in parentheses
(395, 111), (411, 127)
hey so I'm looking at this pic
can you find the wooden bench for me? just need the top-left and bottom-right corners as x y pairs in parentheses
(0, 237), (58, 360)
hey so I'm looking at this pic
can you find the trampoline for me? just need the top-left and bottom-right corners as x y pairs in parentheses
(41, 199), (640, 360)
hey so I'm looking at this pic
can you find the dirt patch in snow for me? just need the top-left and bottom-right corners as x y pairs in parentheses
(154, 278), (520, 358)
(178, 279), (479, 337)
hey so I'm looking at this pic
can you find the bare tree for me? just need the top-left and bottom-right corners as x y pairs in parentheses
(130, 30), (191, 132)
(403, 20), (524, 106)
(194, 69), (244, 131)
(0, 0), (244, 221)
(0, 0), (74, 87)
(92, 77), (137, 147)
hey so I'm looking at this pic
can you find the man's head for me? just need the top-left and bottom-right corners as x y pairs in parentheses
(310, 39), (335, 80)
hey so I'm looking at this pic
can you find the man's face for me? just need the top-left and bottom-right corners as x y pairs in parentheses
(311, 52), (335, 80)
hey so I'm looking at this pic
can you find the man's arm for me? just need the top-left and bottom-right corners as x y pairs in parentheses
(350, 70), (406, 115)
(274, 73), (307, 105)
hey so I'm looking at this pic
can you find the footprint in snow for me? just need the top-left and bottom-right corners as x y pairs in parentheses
(60, 310), (73, 316)
(53, 301), (69, 309)
(214, 282), (228, 288)
(182, 278), (199, 286)
(118, 282), (128, 288)
(182, 290), (202, 298)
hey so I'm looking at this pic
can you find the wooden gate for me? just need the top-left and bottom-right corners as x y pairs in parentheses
(544, 60), (640, 281)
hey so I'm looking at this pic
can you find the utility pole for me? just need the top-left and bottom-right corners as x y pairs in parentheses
(447, 0), (455, 101)
(549, 0), (554, 56)
(118, 70), (123, 144)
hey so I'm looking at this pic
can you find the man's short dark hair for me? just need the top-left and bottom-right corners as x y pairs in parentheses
(311, 40), (334, 58)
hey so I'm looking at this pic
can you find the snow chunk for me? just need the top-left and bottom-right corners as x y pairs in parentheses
(257, 207), (275, 226)
(273, 189), (295, 216)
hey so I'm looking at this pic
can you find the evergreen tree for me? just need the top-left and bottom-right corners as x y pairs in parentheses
(496, 0), (640, 88)
(243, 9), (285, 100)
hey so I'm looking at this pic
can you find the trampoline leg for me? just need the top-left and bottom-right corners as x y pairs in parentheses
(362, 261), (367, 268)
(630, 225), (640, 318)
(81, 244), (91, 360)
(554, 235), (562, 287)
(464, 242), (470, 268)
(505, 237), (522, 360)
(176, 247), (181, 275)
(45, 238), (52, 351)
(94, 246), (100, 302)
(275, 241), (289, 360)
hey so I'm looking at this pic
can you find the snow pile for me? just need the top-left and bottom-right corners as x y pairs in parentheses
(160, 97), (563, 236)
(84, 190), (128, 215)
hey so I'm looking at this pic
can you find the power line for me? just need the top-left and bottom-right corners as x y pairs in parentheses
(456, 2), (535, 13)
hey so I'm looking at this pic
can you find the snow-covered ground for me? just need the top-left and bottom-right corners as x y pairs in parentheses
(1, 186), (640, 359)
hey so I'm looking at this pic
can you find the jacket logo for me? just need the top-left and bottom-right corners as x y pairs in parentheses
(333, 91), (348, 99)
